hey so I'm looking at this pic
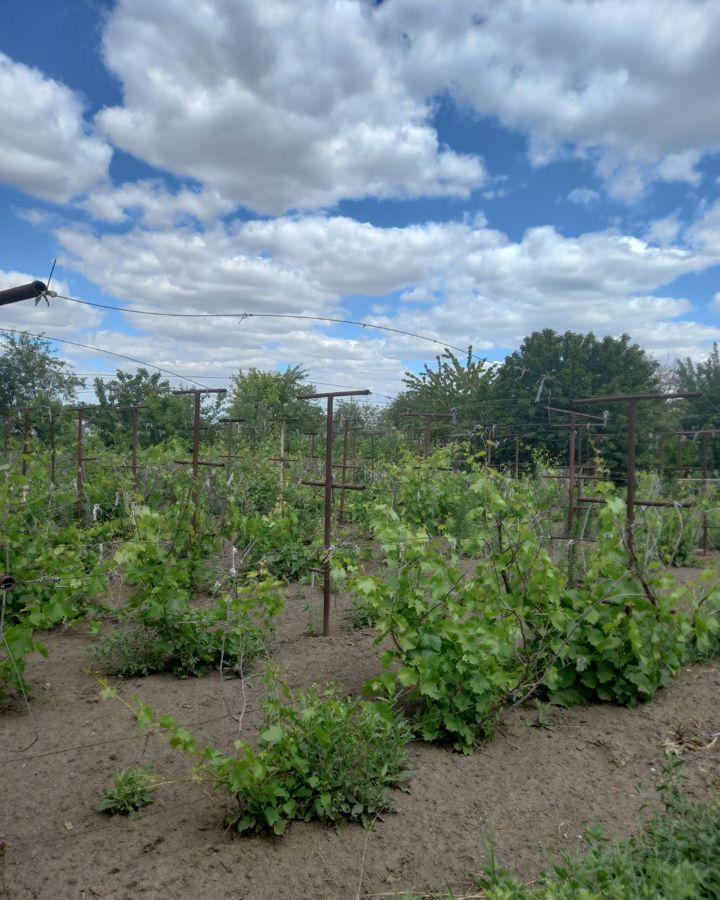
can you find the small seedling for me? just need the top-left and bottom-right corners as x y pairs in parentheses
(303, 602), (321, 637)
(532, 699), (554, 730)
(98, 766), (154, 816)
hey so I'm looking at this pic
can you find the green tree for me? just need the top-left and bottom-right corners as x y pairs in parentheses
(674, 343), (720, 468)
(93, 369), (190, 448)
(388, 348), (496, 446)
(0, 332), (84, 415)
(490, 330), (663, 473)
(227, 366), (322, 446)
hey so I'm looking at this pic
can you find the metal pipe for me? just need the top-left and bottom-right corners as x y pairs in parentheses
(574, 391), (701, 404)
(626, 398), (638, 549)
(0, 281), (47, 306)
(131, 406), (139, 491)
(76, 408), (84, 524)
(21, 408), (31, 477)
(50, 413), (56, 486)
(566, 413), (576, 536)
(323, 395), (334, 636)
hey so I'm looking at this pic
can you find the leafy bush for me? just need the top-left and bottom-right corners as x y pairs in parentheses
(480, 791), (720, 899)
(351, 480), (715, 752)
(98, 766), (154, 816)
(352, 506), (522, 753)
(538, 498), (695, 707)
(112, 683), (411, 836)
(227, 508), (318, 581)
(94, 581), (282, 678)
(97, 504), (284, 678)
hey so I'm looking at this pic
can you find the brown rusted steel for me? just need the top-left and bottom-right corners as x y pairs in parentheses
(574, 391), (702, 404)
(338, 419), (351, 525)
(302, 481), (366, 490)
(576, 496), (693, 509)
(220, 418), (244, 483)
(573, 391), (702, 549)
(298, 388), (370, 636)
(130, 405), (145, 491)
(173, 389), (227, 533)
(50, 412), (56, 486)
(74, 407), (85, 524)
(20, 407), (36, 477)
(404, 411), (453, 459)
(68, 406), (101, 523)
(545, 406), (605, 422)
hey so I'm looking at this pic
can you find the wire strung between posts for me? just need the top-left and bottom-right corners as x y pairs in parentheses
(56, 294), (487, 363)
(0, 327), (210, 389)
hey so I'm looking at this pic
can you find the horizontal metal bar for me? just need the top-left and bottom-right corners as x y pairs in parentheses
(301, 480), (366, 491)
(576, 496), (694, 508)
(546, 406), (606, 422)
(172, 388), (227, 395)
(174, 460), (225, 467)
(573, 392), (702, 404)
(0, 281), (47, 306)
(298, 389), (371, 400)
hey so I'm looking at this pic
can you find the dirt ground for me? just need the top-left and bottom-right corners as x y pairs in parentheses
(1, 575), (719, 900)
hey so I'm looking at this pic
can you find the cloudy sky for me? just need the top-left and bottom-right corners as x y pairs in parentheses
(1, 0), (720, 401)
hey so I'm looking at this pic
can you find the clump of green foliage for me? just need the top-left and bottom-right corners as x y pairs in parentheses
(93, 505), (284, 678)
(226, 507), (319, 581)
(98, 766), (154, 816)
(350, 473), (720, 753)
(479, 789), (720, 898)
(106, 682), (411, 836)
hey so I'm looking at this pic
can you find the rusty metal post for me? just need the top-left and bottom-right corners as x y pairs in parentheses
(703, 430), (709, 556)
(338, 418), (350, 525)
(405, 412), (452, 460)
(567, 412), (577, 536)
(659, 435), (666, 476)
(76, 408), (84, 524)
(172, 388), (227, 534)
(298, 388), (370, 636)
(131, 406), (140, 492)
(573, 391), (701, 550)
(577, 426), (583, 470)
(225, 419), (234, 483)
(322, 395), (334, 634)
(50, 413), (56, 486)
(626, 399), (638, 549)
(279, 418), (286, 514)
(21, 408), (31, 476)
(486, 428), (493, 468)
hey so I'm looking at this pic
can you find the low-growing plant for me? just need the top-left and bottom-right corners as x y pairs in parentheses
(351, 505), (522, 753)
(103, 681), (412, 835)
(98, 766), (154, 816)
(94, 577), (282, 678)
(479, 789), (720, 898)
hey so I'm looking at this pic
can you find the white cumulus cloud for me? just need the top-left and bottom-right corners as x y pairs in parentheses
(0, 53), (111, 203)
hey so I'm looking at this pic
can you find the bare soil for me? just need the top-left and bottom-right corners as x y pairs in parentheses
(1, 578), (719, 900)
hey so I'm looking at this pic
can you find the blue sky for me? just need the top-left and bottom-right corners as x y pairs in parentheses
(1, 0), (719, 399)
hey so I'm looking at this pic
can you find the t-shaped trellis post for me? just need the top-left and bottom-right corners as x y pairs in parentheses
(404, 411), (453, 459)
(172, 388), (227, 533)
(545, 406), (607, 535)
(298, 388), (370, 636)
(573, 391), (701, 550)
